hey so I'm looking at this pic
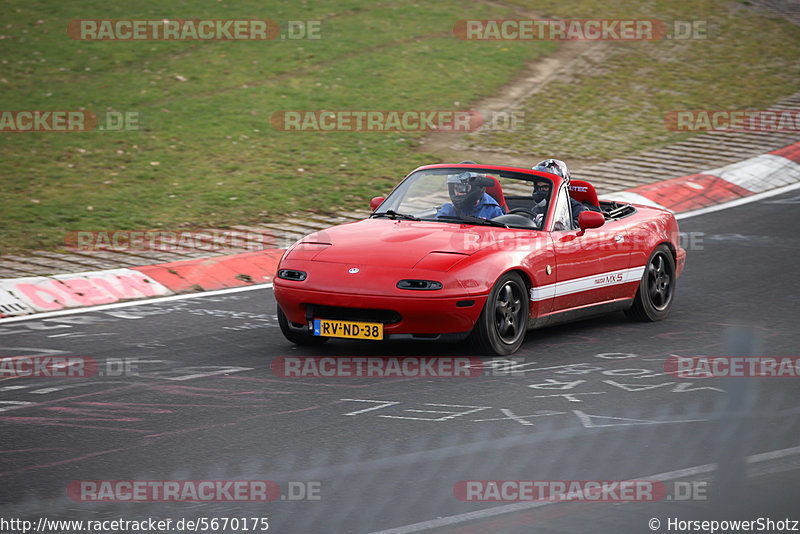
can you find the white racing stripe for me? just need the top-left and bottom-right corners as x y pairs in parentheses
(530, 266), (644, 302)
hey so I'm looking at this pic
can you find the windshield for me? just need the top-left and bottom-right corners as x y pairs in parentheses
(372, 167), (554, 229)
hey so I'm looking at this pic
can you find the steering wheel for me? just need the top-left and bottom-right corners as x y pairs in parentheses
(507, 207), (538, 218)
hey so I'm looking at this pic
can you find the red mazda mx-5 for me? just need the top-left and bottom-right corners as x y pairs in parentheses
(274, 163), (686, 355)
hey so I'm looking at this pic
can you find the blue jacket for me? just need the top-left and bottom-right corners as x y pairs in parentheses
(437, 193), (504, 220)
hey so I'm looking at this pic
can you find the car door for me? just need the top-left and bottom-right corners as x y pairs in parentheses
(550, 185), (633, 312)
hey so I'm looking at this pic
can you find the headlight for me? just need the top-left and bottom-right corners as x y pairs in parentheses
(397, 279), (442, 290)
(278, 269), (307, 281)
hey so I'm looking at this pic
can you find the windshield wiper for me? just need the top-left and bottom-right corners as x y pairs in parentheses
(437, 215), (509, 228)
(372, 210), (420, 221)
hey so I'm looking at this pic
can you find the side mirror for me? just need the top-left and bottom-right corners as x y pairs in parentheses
(370, 197), (385, 211)
(578, 211), (604, 233)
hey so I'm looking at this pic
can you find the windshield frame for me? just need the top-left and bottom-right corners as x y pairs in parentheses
(372, 165), (559, 230)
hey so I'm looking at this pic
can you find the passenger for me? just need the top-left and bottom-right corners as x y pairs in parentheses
(532, 158), (587, 228)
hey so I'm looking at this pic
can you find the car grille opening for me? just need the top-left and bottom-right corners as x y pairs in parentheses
(305, 304), (402, 325)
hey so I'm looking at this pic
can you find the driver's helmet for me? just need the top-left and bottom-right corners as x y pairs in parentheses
(447, 171), (486, 211)
(533, 159), (571, 184)
(531, 178), (552, 204)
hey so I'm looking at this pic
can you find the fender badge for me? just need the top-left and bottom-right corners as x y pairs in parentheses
(546, 265), (552, 275)
(348, 268), (360, 274)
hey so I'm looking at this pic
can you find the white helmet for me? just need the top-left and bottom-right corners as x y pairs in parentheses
(533, 159), (571, 184)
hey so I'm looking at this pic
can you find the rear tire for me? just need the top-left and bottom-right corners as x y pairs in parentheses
(469, 272), (529, 355)
(625, 245), (676, 322)
(278, 306), (328, 345)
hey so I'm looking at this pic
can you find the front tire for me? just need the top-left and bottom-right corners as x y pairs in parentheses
(469, 272), (529, 355)
(278, 306), (328, 345)
(625, 245), (676, 321)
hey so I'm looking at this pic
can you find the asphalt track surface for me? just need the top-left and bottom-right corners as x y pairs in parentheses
(1, 190), (800, 534)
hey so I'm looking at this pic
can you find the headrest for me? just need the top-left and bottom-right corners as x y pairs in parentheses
(483, 175), (508, 212)
(568, 180), (599, 207)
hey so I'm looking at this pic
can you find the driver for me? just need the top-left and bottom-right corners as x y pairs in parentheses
(532, 178), (551, 211)
(532, 158), (587, 228)
(527, 177), (552, 227)
(437, 171), (504, 219)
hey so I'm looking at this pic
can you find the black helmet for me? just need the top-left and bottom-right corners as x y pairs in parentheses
(532, 178), (552, 204)
(447, 171), (490, 211)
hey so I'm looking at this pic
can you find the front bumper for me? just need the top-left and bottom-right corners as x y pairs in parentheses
(274, 284), (487, 336)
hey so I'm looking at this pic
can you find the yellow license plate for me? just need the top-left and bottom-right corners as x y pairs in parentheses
(313, 319), (383, 340)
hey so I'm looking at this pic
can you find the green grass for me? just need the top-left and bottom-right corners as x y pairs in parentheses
(0, 0), (554, 252)
(1, 0), (799, 253)
(473, 0), (800, 160)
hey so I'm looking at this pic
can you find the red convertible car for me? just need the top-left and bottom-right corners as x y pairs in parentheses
(274, 163), (686, 355)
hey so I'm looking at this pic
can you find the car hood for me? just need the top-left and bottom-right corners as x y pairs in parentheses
(287, 218), (545, 269)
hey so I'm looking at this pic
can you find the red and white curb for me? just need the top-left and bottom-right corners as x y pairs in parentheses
(0, 268), (171, 316)
(604, 141), (800, 212)
(1, 141), (798, 319)
(0, 250), (284, 317)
